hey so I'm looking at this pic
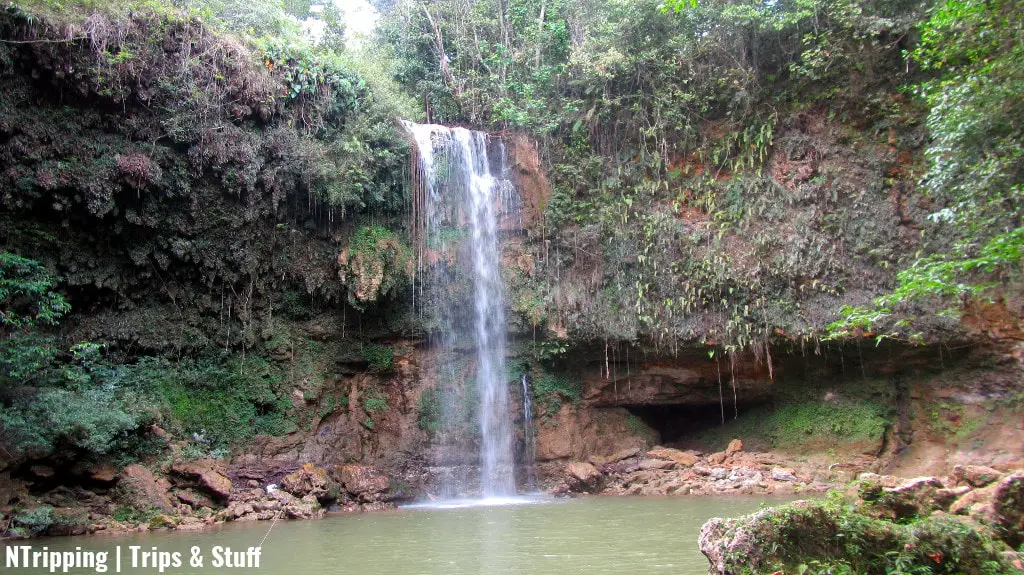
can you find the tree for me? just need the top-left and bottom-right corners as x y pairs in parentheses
(830, 0), (1024, 340)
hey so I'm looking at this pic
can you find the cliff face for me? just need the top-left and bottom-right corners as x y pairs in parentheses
(1, 1), (1023, 539)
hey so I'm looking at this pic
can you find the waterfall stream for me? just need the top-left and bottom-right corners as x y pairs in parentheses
(403, 121), (520, 497)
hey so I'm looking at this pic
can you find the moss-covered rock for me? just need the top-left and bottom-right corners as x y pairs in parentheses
(699, 489), (1018, 575)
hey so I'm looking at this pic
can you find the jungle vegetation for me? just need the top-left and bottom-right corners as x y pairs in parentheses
(0, 0), (1020, 468)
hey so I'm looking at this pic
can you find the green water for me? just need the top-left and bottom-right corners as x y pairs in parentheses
(2, 495), (792, 574)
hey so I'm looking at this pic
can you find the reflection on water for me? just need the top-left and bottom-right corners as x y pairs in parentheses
(2, 495), (799, 574)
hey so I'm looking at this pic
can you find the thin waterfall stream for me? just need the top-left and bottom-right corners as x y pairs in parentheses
(403, 121), (523, 499)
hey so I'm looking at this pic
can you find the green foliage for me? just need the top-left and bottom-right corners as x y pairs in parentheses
(724, 493), (1015, 575)
(829, 0), (1024, 340)
(0, 251), (69, 330)
(416, 387), (443, 436)
(142, 356), (292, 450)
(363, 391), (389, 414)
(702, 399), (889, 452)
(338, 226), (413, 310)
(362, 343), (394, 372)
(531, 368), (582, 418)
(12, 506), (54, 535)
(112, 504), (158, 525)
(376, 0), (927, 350)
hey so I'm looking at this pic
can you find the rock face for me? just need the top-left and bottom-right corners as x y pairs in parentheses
(281, 463), (330, 498)
(120, 464), (175, 512)
(333, 465), (390, 502)
(170, 459), (232, 501)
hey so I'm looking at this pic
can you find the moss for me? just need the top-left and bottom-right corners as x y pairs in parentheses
(362, 343), (394, 373)
(701, 399), (890, 453)
(715, 493), (1016, 575)
(531, 368), (583, 418)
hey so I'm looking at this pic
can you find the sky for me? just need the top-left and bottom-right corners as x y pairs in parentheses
(304, 0), (380, 47)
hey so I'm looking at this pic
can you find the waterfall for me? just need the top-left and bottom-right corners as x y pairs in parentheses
(403, 121), (519, 497)
(521, 373), (537, 491)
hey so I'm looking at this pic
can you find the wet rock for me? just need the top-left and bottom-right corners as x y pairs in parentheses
(281, 463), (330, 498)
(646, 447), (699, 467)
(771, 467), (797, 482)
(170, 459), (232, 501)
(725, 439), (743, 455)
(334, 465), (391, 501)
(120, 464), (175, 513)
(952, 465), (1003, 488)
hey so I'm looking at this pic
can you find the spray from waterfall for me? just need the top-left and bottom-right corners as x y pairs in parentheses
(403, 121), (519, 497)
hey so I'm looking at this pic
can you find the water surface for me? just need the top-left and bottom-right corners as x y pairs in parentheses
(4, 495), (794, 574)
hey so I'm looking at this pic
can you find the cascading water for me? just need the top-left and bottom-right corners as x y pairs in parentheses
(521, 373), (537, 490)
(403, 121), (520, 498)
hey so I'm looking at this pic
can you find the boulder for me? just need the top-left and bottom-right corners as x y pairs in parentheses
(857, 472), (901, 488)
(698, 499), (1015, 574)
(175, 488), (216, 510)
(771, 467), (798, 482)
(170, 459), (232, 501)
(221, 488), (322, 522)
(950, 484), (997, 516)
(281, 463), (330, 498)
(646, 447), (699, 467)
(637, 459), (674, 471)
(589, 447), (640, 466)
(120, 464), (175, 513)
(567, 461), (601, 484)
(29, 465), (55, 479)
(934, 486), (972, 509)
(333, 465), (391, 501)
(992, 471), (1024, 547)
(88, 464), (118, 484)
(875, 476), (946, 519)
(708, 452), (728, 465)
(952, 465), (1003, 488)
(725, 439), (744, 455)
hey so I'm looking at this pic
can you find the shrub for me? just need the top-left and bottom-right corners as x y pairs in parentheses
(531, 369), (583, 418)
(13, 506), (54, 535)
(417, 387), (443, 436)
(362, 344), (394, 372)
(338, 227), (413, 310)
(363, 392), (389, 414)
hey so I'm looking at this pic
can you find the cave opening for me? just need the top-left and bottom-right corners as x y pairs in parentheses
(625, 402), (766, 447)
